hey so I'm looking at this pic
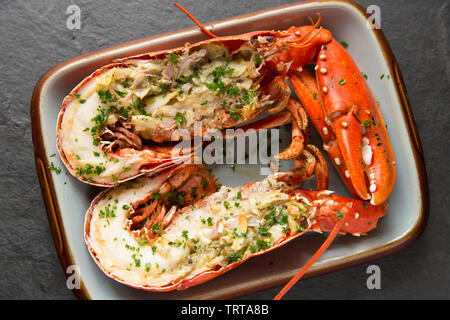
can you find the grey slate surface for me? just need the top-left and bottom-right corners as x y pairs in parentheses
(0, 0), (448, 299)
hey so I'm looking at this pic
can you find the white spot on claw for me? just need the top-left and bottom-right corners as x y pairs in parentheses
(334, 158), (340, 165)
(320, 68), (327, 74)
(320, 54), (326, 60)
(341, 121), (348, 128)
(323, 127), (329, 135)
(345, 170), (350, 178)
(322, 86), (328, 93)
(370, 184), (376, 193)
(362, 136), (373, 165)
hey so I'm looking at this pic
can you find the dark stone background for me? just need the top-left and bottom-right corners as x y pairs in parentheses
(0, 0), (448, 299)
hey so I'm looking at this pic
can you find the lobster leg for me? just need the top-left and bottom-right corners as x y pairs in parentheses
(277, 98), (308, 160)
(289, 71), (359, 197)
(274, 189), (387, 299)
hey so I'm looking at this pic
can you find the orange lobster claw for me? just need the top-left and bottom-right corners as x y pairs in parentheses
(289, 40), (396, 204)
(315, 40), (395, 204)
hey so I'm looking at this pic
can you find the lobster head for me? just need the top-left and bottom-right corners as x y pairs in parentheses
(269, 26), (332, 71)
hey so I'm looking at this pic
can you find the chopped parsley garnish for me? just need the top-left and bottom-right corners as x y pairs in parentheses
(137, 238), (148, 246)
(75, 164), (106, 177)
(229, 110), (240, 122)
(201, 177), (209, 189)
(258, 225), (272, 237)
(339, 78), (346, 85)
(362, 120), (375, 129)
(166, 53), (179, 64)
(114, 89), (128, 98)
(97, 89), (117, 104)
(175, 113), (186, 127)
(132, 97), (147, 115)
(256, 239), (269, 250)
(48, 162), (61, 174)
(131, 254), (141, 267)
(99, 202), (117, 219)
(340, 41), (349, 48)
(121, 80), (131, 88)
(152, 223), (163, 234)
(227, 247), (247, 262)
(227, 86), (240, 96)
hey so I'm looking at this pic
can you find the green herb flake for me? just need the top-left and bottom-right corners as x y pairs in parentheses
(152, 223), (163, 234)
(48, 162), (61, 175)
(137, 238), (148, 246)
(175, 113), (186, 127)
(166, 53), (179, 64)
(114, 89), (128, 98)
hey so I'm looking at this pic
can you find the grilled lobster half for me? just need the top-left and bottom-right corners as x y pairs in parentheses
(85, 164), (385, 292)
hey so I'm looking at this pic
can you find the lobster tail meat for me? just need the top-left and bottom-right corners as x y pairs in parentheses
(85, 164), (385, 292)
(57, 26), (329, 186)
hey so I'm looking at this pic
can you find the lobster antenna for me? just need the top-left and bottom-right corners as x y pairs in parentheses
(174, 3), (217, 38)
(288, 13), (322, 48)
(273, 210), (348, 300)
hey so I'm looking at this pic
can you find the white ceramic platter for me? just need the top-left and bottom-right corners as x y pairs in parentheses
(32, 0), (428, 299)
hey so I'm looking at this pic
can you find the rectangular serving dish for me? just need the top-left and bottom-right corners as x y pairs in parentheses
(31, 0), (428, 299)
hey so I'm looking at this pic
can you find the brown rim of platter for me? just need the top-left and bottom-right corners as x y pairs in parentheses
(31, 0), (429, 300)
